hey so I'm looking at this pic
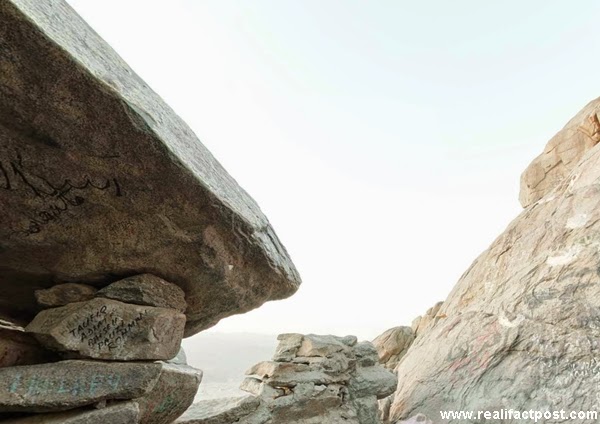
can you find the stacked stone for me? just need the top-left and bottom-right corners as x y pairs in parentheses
(176, 334), (397, 424)
(0, 274), (202, 424)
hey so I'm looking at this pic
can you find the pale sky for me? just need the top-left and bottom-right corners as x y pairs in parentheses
(66, 0), (600, 340)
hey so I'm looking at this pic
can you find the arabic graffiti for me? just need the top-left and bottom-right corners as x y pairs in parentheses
(1, 152), (122, 236)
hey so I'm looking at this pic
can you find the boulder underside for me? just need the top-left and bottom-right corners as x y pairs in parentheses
(0, 0), (300, 336)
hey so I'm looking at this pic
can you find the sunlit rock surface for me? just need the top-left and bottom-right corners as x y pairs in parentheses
(391, 98), (600, 422)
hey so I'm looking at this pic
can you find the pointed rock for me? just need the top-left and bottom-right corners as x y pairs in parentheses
(519, 97), (600, 207)
(0, 361), (161, 413)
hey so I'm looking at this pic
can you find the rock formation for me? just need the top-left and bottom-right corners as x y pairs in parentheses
(386, 97), (600, 422)
(0, 361), (164, 413)
(409, 301), (443, 338)
(0, 320), (56, 368)
(0, 275), (202, 423)
(34, 283), (97, 309)
(96, 274), (187, 313)
(372, 327), (414, 372)
(0, 0), (303, 422)
(0, 0), (310, 424)
(0, 0), (300, 336)
(373, 302), (450, 422)
(26, 297), (186, 361)
(519, 99), (600, 207)
(175, 396), (264, 424)
(176, 334), (397, 424)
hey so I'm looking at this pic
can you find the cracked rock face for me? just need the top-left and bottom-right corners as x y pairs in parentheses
(390, 98), (600, 421)
(0, 0), (300, 336)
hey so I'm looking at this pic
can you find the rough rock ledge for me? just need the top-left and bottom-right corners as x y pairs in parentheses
(0, 0), (300, 336)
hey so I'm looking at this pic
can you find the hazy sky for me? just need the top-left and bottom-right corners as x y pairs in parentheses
(67, 0), (600, 340)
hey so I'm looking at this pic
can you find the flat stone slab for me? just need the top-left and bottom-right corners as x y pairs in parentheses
(174, 396), (261, 424)
(0, 402), (140, 424)
(26, 298), (185, 361)
(137, 363), (202, 424)
(0, 0), (300, 337)
(0, 360), (161, 413)
(96, 274), (186, 313)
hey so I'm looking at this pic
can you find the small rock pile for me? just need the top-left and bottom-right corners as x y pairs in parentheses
(177, 333), (397, 424)
(0, 274), (202, 424)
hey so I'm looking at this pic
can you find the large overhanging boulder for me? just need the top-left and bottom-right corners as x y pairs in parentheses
(0, 0), (300, 336)
(390, 98), (600, 421)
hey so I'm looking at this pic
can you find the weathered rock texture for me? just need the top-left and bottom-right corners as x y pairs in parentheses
(1, 402), (140, 424)
(175, 396), (262, 424)
(410, 301), (443, 338)
(0, 0), (300, 337)
(390, 98), (600, 422)
(0, 321), (56, 368)
(0, 360), (162, 413)
(179, 334), (397, 424)
(372, 326), (414, 371)
(396, 414), (433, 424)
(35, 283), (97, 309)
(26, 298), (185, 361)
(0, 274), (202, 422)
(96, 274), (187, 313)
(137, 363), (202, 424)
(519, 97), (600, 207)
(375, 305), (443, 422)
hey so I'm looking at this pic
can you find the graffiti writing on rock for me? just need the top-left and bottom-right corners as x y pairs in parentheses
(6, 372), (121, 397)
(1, 153), (122, 236)
(67, 305), (146, 352)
